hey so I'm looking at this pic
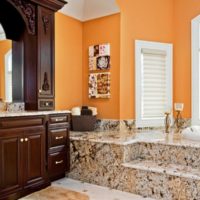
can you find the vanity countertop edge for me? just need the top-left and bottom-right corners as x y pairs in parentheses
(0, 110), (71, 118)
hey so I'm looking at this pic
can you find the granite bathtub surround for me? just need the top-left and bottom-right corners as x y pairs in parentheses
(69, 131), (200, 200)
(5, 102), (25, 112)
(94, 119), (136, 132)
(94, 118), (192, 132)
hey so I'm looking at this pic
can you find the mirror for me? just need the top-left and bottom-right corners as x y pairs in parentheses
(0, 23), (12, 103)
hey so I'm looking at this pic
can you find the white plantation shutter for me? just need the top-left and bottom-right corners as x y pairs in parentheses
(142, 49), (167, 119)
(135, 41), (173, 128)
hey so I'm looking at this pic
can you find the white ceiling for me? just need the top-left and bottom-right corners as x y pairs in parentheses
(59, 0), (120, 22)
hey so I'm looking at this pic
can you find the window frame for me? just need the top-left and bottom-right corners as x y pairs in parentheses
(192, 15), (200, 125)
(4, 49), (12, 103)
(135, 40), (173, 128)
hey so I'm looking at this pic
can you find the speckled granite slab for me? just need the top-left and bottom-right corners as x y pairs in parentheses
(70, 130), (200, 147)
(94, 118), (191, 132)
(0, 110), (71, 118)
(6, 102), (25, 112)
(69, 131), (200, 200)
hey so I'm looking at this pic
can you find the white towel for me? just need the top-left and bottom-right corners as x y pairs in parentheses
(89, 107), (97, 116)
(71, 107), (81, 116)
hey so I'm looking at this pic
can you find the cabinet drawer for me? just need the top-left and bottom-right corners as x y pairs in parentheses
(48, 151), (67, 177)
(39, 99), (54, 110)
(50, 128), (67, 147)
(0, 116), (45, 129)
(49, 115), (69, 124)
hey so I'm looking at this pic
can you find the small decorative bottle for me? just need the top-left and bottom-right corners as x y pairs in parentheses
(164, 112), (171, 133)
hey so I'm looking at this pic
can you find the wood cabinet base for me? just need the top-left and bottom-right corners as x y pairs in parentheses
(0, 113), (70, 200)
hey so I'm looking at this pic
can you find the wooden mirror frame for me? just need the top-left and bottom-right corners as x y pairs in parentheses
(0, 0), (66, 110)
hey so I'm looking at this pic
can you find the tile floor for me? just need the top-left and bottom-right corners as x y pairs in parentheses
(53, 178), (154, 200)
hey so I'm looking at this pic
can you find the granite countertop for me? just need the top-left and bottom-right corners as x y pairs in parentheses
(70, 130), (200, 148)
(0, 110), (71, 118)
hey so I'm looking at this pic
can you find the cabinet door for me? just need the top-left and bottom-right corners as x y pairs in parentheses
(37, 6), (54, 99)
(0, 130), (23, 198)
(48, 150), (67, 181)
(23, 127), (47, 189)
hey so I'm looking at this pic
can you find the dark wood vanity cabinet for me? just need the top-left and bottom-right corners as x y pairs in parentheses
(47, 114), (70, 181)
(24, 4), (57, 111)
(0, 113), (70, 199)
(37, 6), (55, 110)
(0, 130), (23, 200)
(0, 116), (48, 200)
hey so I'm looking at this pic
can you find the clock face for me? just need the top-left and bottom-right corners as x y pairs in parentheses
(97, 56), (110, 70)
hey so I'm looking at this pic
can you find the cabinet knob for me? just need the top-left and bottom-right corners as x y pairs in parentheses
(25, 138), (28, 142)
(39, 89), (42, 93)
(20, 138), (24, 143)
(55, 136), (64, 140)
(55, 160), (63, 165)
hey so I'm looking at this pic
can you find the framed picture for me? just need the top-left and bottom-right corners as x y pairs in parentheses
(97, 56), (110, 70)
(89, 72), (111, 98)
(89, 43), (110, 71)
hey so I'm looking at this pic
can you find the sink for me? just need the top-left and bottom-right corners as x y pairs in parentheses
(182, 126), (200, 141)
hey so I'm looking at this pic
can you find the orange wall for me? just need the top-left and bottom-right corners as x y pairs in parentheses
(55, 13), (83, 110)
(82, 14), (120, 119)
(174, 0), (200, 118)
(55, 0), (200, 119)
(117, 0), (174, 119)
(0, 40), (11, 101)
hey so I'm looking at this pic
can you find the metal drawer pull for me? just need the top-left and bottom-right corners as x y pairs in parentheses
(55, 136), (64, 140)
(25, 138), (28, 142)
(55, 160), (63, 165)
(55, 118), (64, 122)
(20, 138), (24, 143)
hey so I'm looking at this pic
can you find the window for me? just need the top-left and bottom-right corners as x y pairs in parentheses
(135, 40), (173, 128)
(192, 15), (200, 125)
(5, 50), (12, 102)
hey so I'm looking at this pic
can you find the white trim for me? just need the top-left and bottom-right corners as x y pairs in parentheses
(4, 50), (12, 103)
(135, 40), (173, 128)
(192, 15), (200, 125)
(0, 33), (6, 40)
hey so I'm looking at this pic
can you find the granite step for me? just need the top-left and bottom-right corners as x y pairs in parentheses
(122, 159), (200, 199)
(124, 142), (200, 169)
(122, 159), (200, 180)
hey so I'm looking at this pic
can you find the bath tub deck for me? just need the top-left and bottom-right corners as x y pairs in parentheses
(69, 131), (200, 200)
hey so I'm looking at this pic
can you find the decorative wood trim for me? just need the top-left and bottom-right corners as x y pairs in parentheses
(8, 0), (36, 35)
(42, 15), (50, 34)
(30, 0), (67, 11)
(42, 72), (50, 91)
